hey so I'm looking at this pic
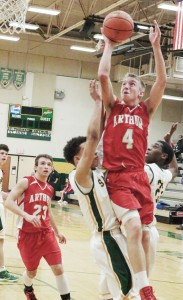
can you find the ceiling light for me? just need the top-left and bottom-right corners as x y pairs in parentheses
(0, 35), (20, 41)
(28, 6), (60, 15)
(162, 95), (183, 101)
(9, 22), (39, 30)
(93, 34), (104, 40)
(158, 3), (177, 11)
(70, 45), (96, 52)
(137, 25), (150, 30)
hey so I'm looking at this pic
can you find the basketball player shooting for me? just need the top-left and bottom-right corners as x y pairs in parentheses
(98, 16), (166, 300)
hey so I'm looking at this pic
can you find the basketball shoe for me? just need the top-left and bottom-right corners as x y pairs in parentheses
(140, 286), (157, 300)
(24, 289), (38, 300)
(0, 270), (19, 282)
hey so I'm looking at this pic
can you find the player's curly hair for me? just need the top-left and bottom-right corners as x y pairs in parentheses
(158, 140), (174, 166)
(63, 136), (86, 165)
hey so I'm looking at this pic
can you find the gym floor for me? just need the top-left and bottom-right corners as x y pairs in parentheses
(1, 203), (183, 300)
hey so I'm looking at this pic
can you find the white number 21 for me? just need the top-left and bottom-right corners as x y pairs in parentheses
(122, 129), (133, 149)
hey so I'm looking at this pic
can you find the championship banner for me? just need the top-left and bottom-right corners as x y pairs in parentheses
(13, 69), (26, 89)
(0, 68), (12, 88)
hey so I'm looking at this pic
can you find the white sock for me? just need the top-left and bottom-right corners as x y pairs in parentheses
(55, 273), (70, 295)
(0, 266), (6, 272)
(23, 270), (33, 287)
(134, 271), (149, 290)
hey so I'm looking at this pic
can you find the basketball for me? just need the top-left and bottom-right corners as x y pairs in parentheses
(103, 10), (134, 43)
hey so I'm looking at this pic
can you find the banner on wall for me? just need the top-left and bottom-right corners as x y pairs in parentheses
(0, 68), (12, 88)
(13, 70), (26, 89)
(0, 68), (26, 89)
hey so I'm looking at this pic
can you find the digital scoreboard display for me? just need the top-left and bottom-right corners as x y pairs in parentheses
(7, 104), (53, 141)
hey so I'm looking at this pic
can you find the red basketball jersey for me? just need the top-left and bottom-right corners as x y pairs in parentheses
(17, 176), (54, 232)
(101, 100), (149, 171)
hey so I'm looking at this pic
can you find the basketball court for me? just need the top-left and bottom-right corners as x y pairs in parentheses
(0, 203), (182, 300)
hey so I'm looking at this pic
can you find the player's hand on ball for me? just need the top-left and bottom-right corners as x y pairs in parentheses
(101, 28), (119, 47)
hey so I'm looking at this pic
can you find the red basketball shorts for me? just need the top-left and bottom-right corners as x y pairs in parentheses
(17, 228), (62, 271)
(106, 169), (154, 225)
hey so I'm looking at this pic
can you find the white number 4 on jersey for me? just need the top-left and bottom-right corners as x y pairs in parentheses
(122, 128), (133, 149)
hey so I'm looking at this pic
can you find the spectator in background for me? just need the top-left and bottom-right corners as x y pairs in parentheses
(47, 167), (60, 200)
(58, 179), (74, 206)
(174, 135), (183, 161)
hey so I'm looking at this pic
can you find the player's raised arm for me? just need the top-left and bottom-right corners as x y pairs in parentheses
(75, 80), (102, 187)
(98, 30), (117, 116)
(145, 20), (167, 117)
(164, 122), (178, 179)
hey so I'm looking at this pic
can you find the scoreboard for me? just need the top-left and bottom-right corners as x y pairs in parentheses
(7, 104), (53, 141)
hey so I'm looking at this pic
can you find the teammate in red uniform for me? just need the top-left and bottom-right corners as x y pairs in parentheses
(98, 20), (166, 300)
(5, 154), (70, 300)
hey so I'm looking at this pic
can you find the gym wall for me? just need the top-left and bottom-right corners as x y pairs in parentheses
(0, 49), (182, 159)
